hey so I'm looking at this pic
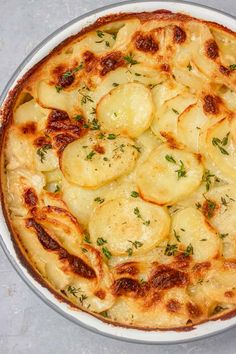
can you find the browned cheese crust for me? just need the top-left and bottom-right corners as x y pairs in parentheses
(1, 10), (236, 331)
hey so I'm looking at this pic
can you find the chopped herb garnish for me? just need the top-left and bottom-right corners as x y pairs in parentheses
(221, 194), (235, 212)
(219, 233), (229, 239)
(74, 114), (83, 121)
(83, 232), (91, 244)
(202, 169), (218, 191)
(174, 230), (181, 242)
(85, 151), (96, 160)
(112, 82), (119, 87)
(172, 108), (179, 115)
(37, 144), (52, 163)
(78, 86), (94, 105)
(184, 243), (194, 257)
(94, 197), (105, 204)
(165, 154), (176, 164)
(200, 238), (207, 241)
(102, 246), (112, 259)
(131, 145), (141, 153)
(203, 196), (217, 218)
(195, 202), (201, 209)
(98, 132), (105, 139)
(165, 244), (178, 256)
(134, 72), (142, 76)
(212, 305), (226, 315)
(91, 107), (96, 115)
(62, 63), (83, 78)
(126, 248), (133, 256)
(175, 160), (187, 180)
(229, 64), (236, 71)
(212, 132), (230, 155)
(79, 294), (88, 305)
(100, 310), (109, 318)
(134, 207), (150, 226)
(81, 247), (88, 253)
(187, 62), (192, 71)
(54, 185), (60, 193)
(124, 53), (139, 66)
(107, 133), (117, 140)
(67, 285), (79, 297)
(55, 85), (62, 93)
(90, 119), (100, 130)
(126, 240), (143, 256)
(96, 30), (105, 38)
(97, 237), (107, 246)
(131, 191), (139, 198)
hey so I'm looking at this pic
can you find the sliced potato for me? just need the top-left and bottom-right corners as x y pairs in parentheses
(137, 144), (203, 205)
(97, 83), (153, 138)
(204, 185), (236, 258)
(170, 207), (220, 261)
(89, 198), (170, 256)
(14, 99), (49, 130)
(151, 93), (197, 139)
(61, 177), (116, 226)
(61, 131), (138, 188)
(204, 117), (236, 182)
(35, 146), (59, 172)
(37, 81), (78, 114)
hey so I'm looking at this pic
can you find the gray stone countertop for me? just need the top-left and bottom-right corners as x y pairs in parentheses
(0, 0), (236, 353)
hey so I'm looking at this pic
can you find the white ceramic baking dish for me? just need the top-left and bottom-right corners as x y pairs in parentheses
(1, 0), (236, 344)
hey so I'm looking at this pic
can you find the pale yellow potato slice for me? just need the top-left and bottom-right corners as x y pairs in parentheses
(14, 99), (49, 130)
(61, 131), (138, 188)
(137, 144), (203, 205)
(170, 207), (220, 261)
(37, 81), (78, 114)
(204, 117), (236, 182)
(178, 102), (224, 153)
(151, 93), (197, 139)
(203, 185), (236, 258)
(97, 83), (153, 138)
(89, 198), (170, 256)
(61, 177), (116, 227)
(35, 146), (59, 172)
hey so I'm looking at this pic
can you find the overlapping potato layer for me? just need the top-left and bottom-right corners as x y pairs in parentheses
(2, 12), (236, 329)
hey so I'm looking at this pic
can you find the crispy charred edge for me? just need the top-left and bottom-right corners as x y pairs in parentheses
(203, 94), (221, 115)
(0, 9), (236, 332)
(173, 25), (186, 44)
(115, 262), (139, 276)
(205, 39), (219, 60)
(100, 51), (124, 76)
(112, 265), (189, 297)
(134, 31), (159, 53)
(45, 109), (86, 153)
(26, 218), (96, 279)
(24, 188), (38, 207)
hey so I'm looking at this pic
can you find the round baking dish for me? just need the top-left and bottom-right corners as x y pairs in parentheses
(1, 0), (236, 344)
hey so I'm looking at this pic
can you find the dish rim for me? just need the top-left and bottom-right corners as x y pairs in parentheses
(1, 0), (236, 344)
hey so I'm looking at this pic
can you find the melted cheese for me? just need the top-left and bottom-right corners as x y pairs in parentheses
(2, 11), (236, 330)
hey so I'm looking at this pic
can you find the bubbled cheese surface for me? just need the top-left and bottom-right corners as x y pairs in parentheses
(2, 10), (236, 330)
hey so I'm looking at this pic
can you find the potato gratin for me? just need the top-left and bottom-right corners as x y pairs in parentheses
(1, 10), (236, 330)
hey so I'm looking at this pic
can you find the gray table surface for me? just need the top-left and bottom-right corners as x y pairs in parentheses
(1, 0), (236, 353)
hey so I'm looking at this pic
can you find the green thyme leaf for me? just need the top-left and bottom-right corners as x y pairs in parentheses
(97, 237), (107, 246)
(37, 144), (52, 163)
(94, 197), (105, 204)
(164, 244), (178, 256)
(131, 191), (139, 198)
(165, 154), (176, 164)
(102, 246), (112, 259)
